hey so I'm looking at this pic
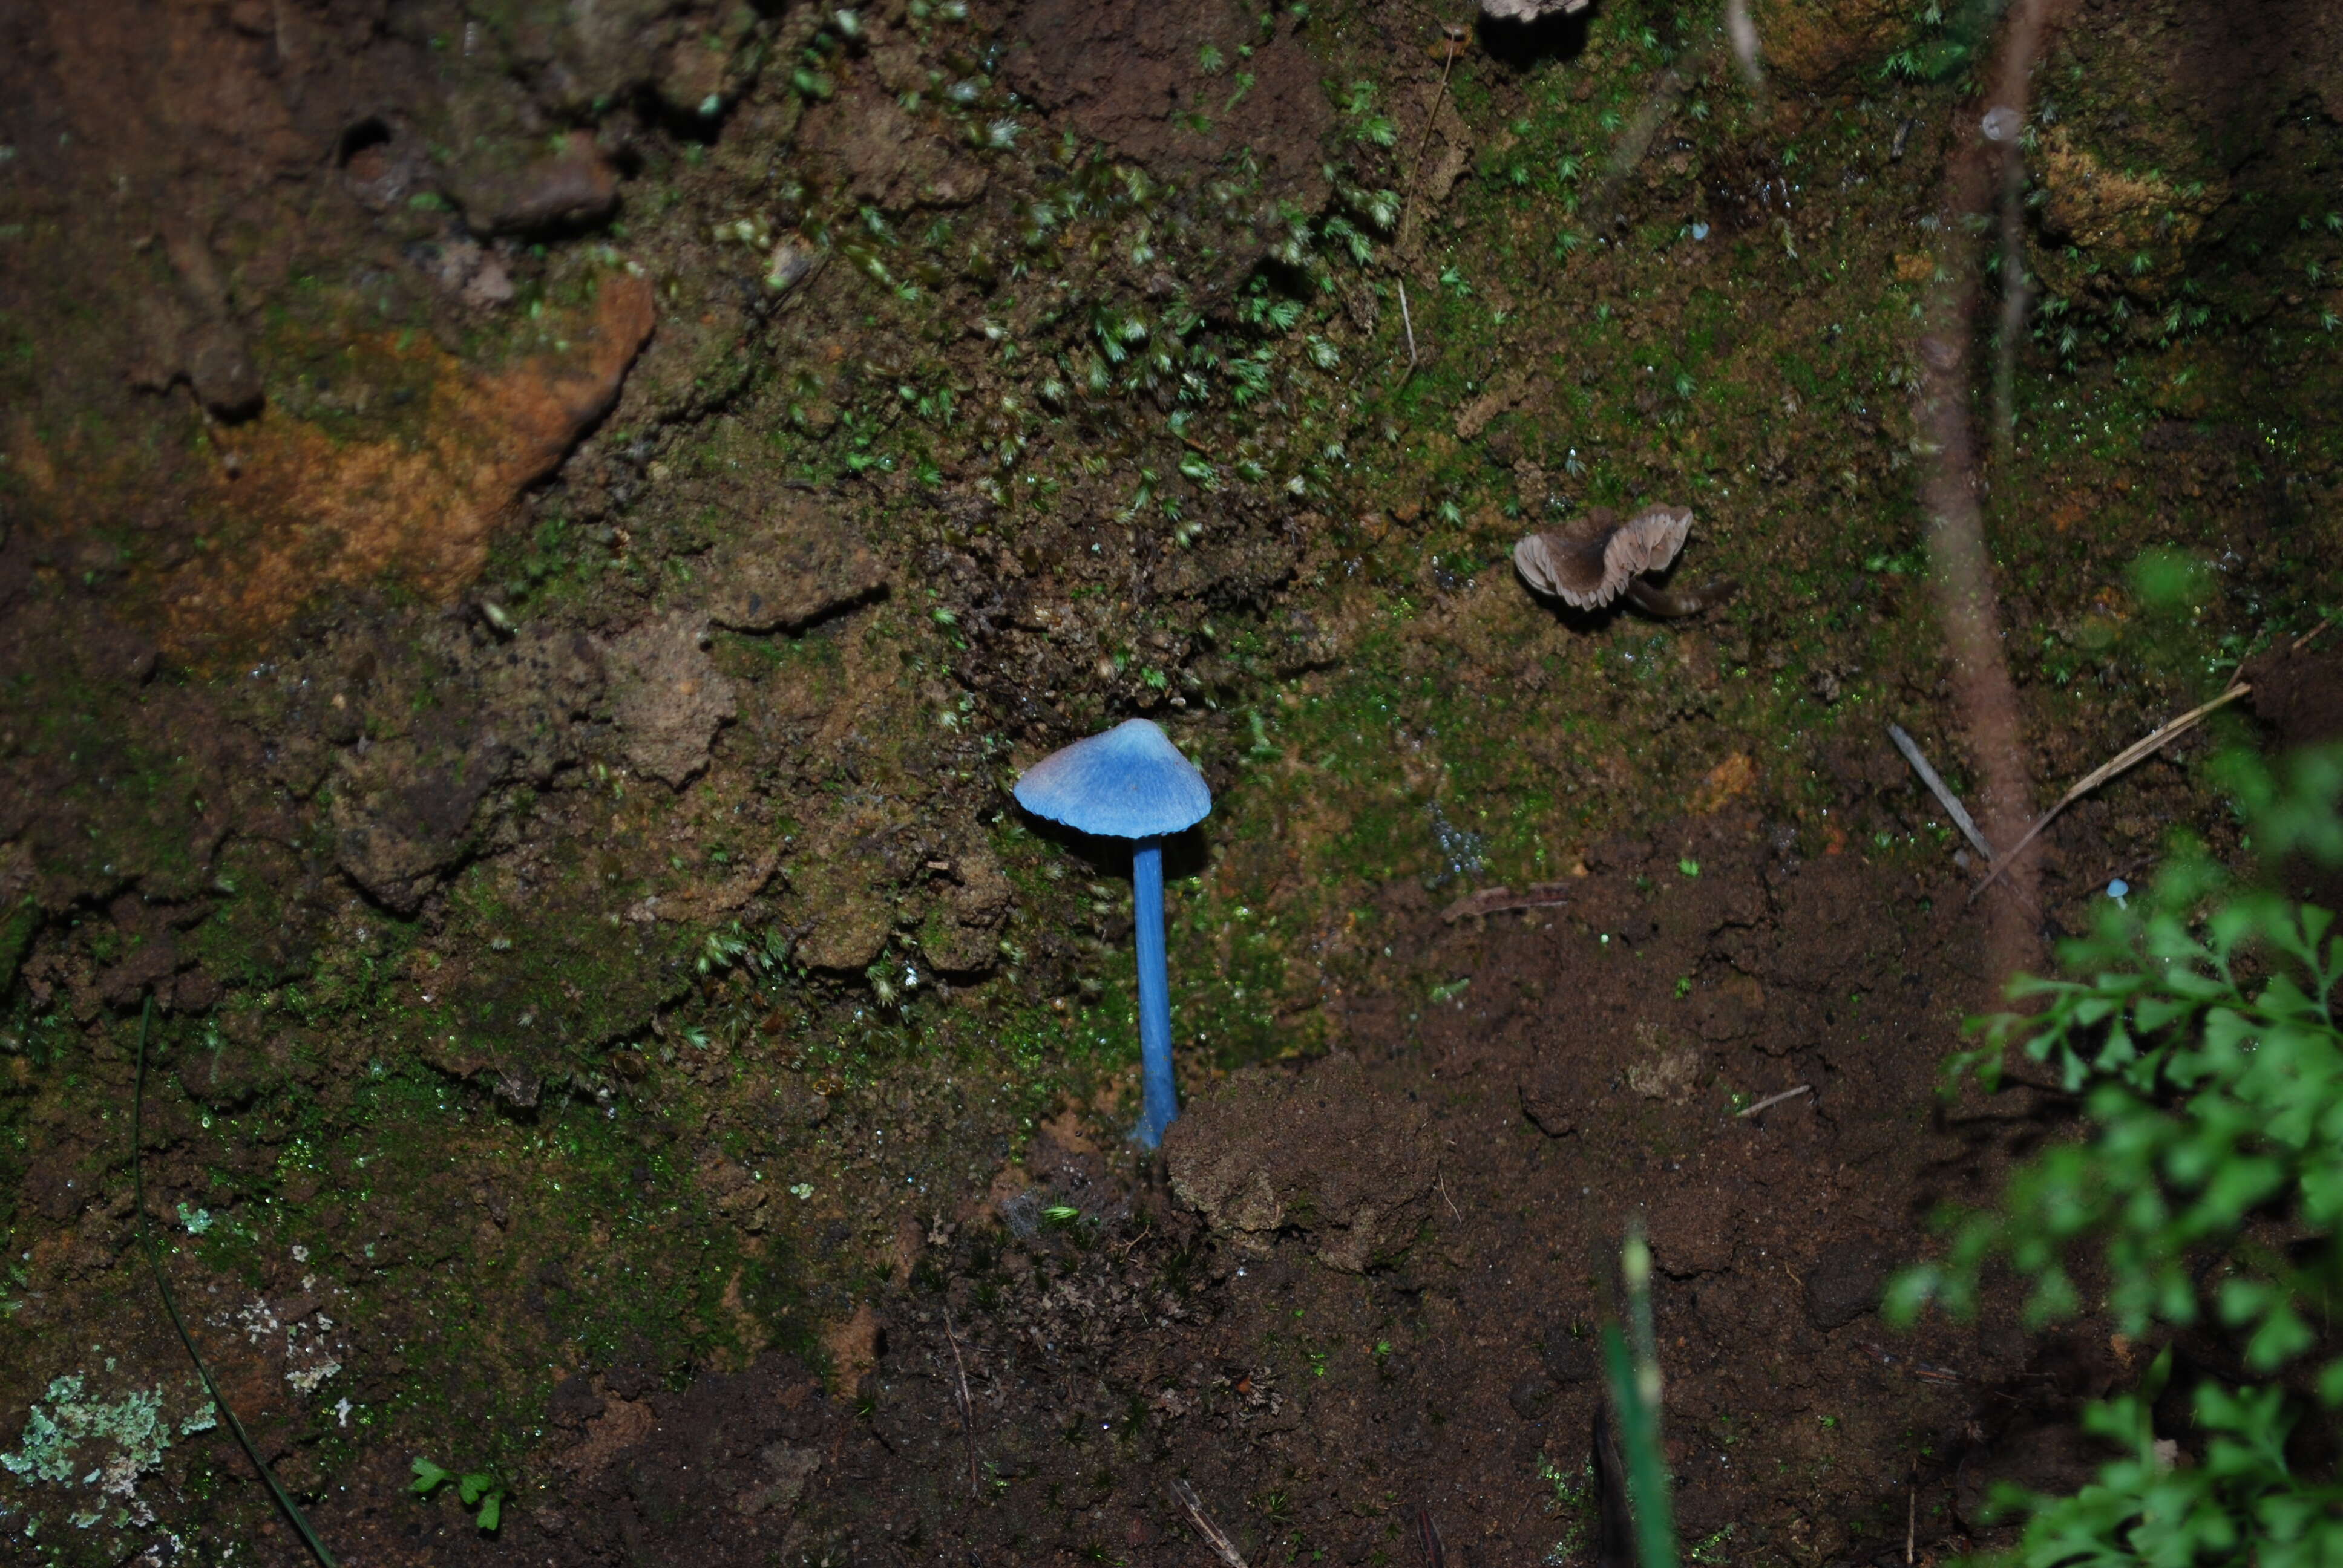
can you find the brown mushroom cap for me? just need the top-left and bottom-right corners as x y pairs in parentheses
(1513, 503), (1694, 609)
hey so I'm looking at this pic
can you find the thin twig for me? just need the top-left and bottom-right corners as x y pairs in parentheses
(135, 998), (341, 1566)
(1887, 724), (1995, 862)
(1906, 1460), (1918, 1566)
(942, 1307), (980, 1499)
(1173, 1479), (1251, 1568)
(1734, 1083), (1812, 1119)
(1970, 606), (2334, 903)
(1416, 1502), (1447, 1568)
(1440, 882), (1570, 923)
(1395, 8), (1467, 256)
(1968, 682), (2250, 904)
(1392, 0), (1464, 384)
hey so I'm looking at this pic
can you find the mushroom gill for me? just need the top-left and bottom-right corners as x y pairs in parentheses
(1513, 503), (1733, 617)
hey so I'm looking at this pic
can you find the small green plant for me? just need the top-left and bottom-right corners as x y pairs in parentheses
(1890, 742), (2343, 1566)
(413, 1456), (506, 1532)
(1601, 1227), (1682, 1568)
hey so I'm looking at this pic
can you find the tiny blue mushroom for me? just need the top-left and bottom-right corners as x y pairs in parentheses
(2106, 877), (2129, 909)
(1014, 719), (1213, 1148)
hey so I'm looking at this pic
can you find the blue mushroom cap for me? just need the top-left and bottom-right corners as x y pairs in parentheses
(1014, 719), (1213, 840)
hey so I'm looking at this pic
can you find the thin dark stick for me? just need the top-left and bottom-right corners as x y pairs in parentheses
(1415, 1501), (1447, 1567)
(1392, 1), (1463, 387)
(1395, 10), (1467, 256)
(942, 1307), (980, 1499)
(134, 997), (341, 1566)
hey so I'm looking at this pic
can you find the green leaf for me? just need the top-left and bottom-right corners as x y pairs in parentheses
(411, 1457), (451, 1495)
(476, 1491), (502, 1532)
(459, 1472), (494, 1506)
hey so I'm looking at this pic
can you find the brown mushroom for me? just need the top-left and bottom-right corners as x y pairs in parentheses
(1512, 503), (1735, 618)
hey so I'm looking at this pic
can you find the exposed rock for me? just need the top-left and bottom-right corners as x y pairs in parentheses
(183, 321), (264, 421)
(795, 85), (986, 210)
(608, 614), (736, 788)
(1625, 1022), (1703, 1103)
(704, 500), (890, 633)
(330, 623), (604, 912)
(1002, 1), (1332, 226)
(1167, 1053), (1437, 1272)
(454, 132), (620, 237)
(1480, 0), (1591, 21)
(791, 873), (894, 974)
(1802, 1235), (1891, 1330)
(148, 272), (655, 649)
(1750, 0), (1916, 87)
(332, 701), (512, 915)
(917, 848), (1012, 975)
(2034, 126), (2230, 302)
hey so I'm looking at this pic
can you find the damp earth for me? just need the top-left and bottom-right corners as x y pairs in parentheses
(2, 0), (2340, 1563)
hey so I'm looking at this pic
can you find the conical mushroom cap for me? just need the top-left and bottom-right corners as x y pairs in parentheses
(1514, 503), (1694, 608)
(1014, 719), (1213, 840)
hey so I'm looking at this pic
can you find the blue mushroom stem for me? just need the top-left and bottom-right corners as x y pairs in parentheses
(1130, 838), (1178, 1148)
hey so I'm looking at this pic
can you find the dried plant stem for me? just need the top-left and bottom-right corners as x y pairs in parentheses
(1970, 615), (2333, 902)
(136, 998), (340, 1567)
(1735, 1083), (1812, 1119)
(1913, 0), (2056, 983)
(1887, 724), (1995, 862)
(942, 1307), (980, 1498)
(1395, 4), (1467, 258)
(1968, 682), (2249, 903)
(1173, 1479), (1251, 1568)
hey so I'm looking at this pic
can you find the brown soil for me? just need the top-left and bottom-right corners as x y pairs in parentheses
(256, 823), (2056, 1568)
(4, 0), (2338, 1561)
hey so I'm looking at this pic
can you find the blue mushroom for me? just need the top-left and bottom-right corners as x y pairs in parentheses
(1014, 719), (1213, 1148)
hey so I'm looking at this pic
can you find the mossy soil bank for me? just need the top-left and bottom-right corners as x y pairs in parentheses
(2, 0), (2339, 1561)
